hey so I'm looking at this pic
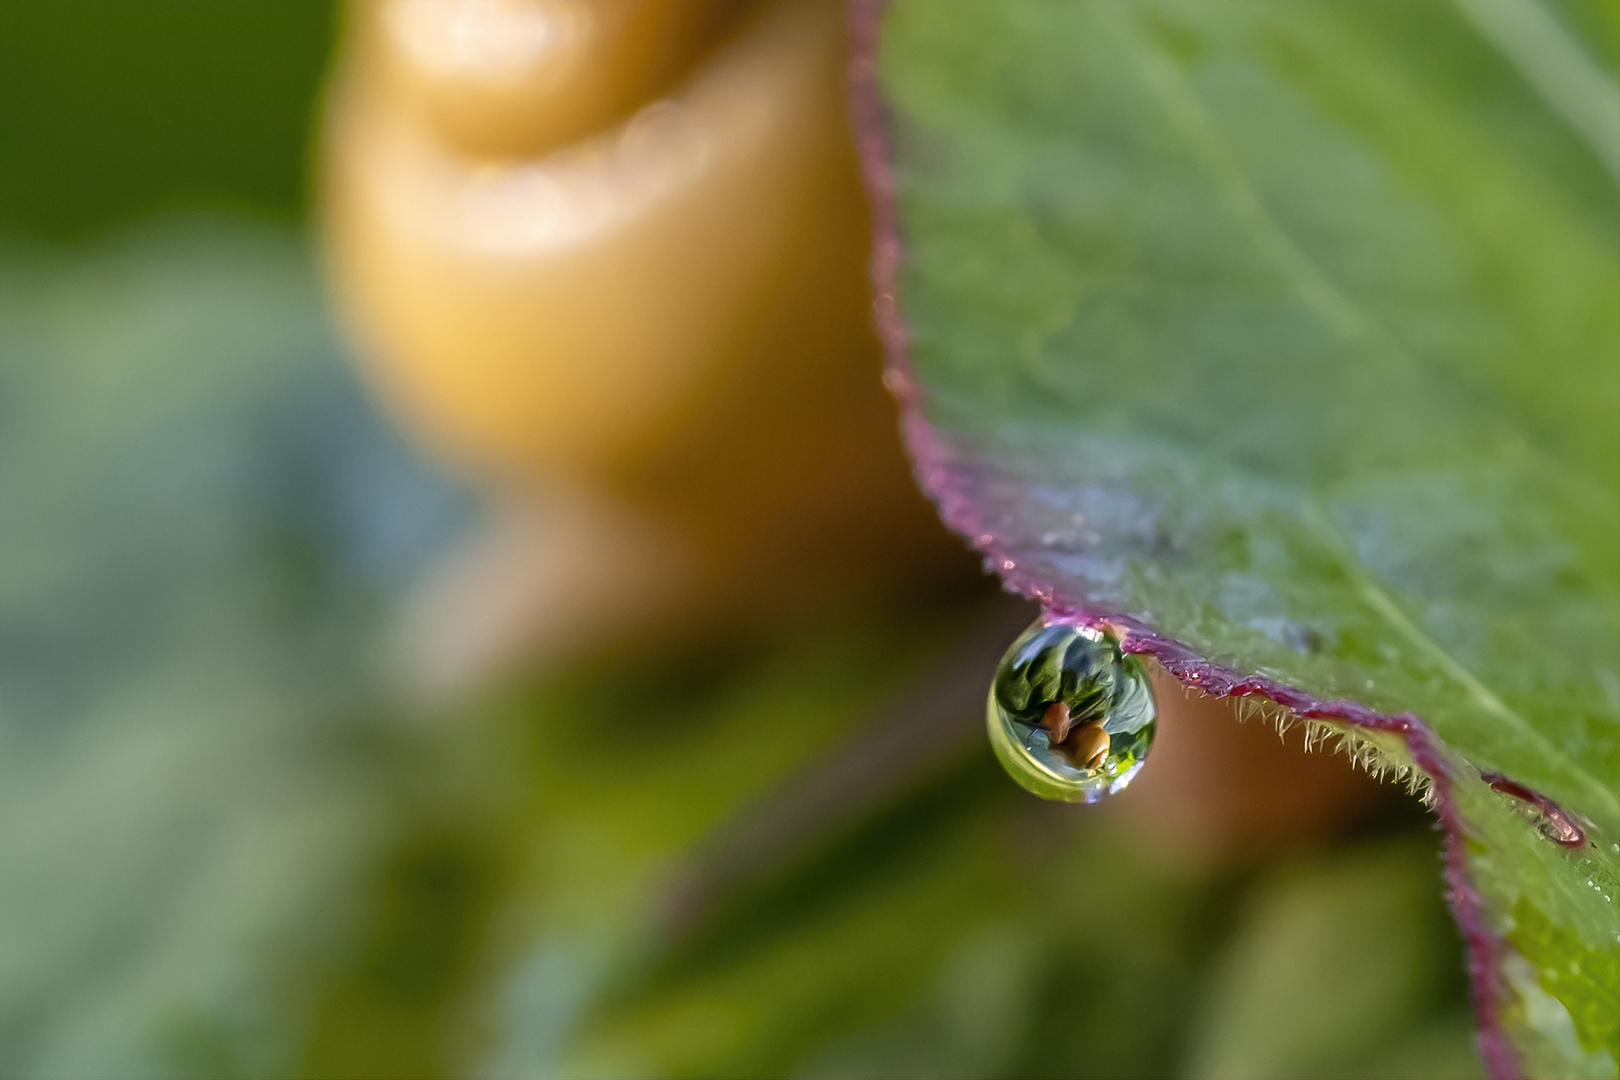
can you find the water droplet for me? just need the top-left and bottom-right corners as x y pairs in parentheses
(987, 619), (1156, 803)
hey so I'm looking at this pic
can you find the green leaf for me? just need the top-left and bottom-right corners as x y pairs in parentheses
(859, 1), (1620, 1074)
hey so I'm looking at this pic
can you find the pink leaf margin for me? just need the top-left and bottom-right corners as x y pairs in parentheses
(845, 2), (1531, 1074)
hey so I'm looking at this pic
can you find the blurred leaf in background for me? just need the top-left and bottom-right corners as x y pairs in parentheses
(0, 225), (1482, 1077)
(0, 222), (468, 1076)
(0, 0), (334, 240)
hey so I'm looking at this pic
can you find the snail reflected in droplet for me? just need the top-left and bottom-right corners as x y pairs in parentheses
(988, 618), (1157, 802)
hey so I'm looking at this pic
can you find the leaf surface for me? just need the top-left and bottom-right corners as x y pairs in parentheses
(856, 2), (1620, 1074)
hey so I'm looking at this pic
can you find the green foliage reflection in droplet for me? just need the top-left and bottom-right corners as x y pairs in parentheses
(988, 620), (1156, 802)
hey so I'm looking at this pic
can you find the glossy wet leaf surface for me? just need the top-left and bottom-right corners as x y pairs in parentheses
(863, 1), (1619, 1074)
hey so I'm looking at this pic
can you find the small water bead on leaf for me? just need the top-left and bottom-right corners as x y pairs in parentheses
(988, 619), (1157, 803)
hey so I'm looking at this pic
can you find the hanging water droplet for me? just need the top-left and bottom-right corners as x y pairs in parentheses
(987, 618), (1156, 803)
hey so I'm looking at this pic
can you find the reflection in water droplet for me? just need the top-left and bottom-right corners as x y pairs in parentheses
(987, 619), (1156, 803)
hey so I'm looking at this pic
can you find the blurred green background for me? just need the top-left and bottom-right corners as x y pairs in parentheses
(0, 3), (1484, 1077)
(0, 0), (333, 239)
